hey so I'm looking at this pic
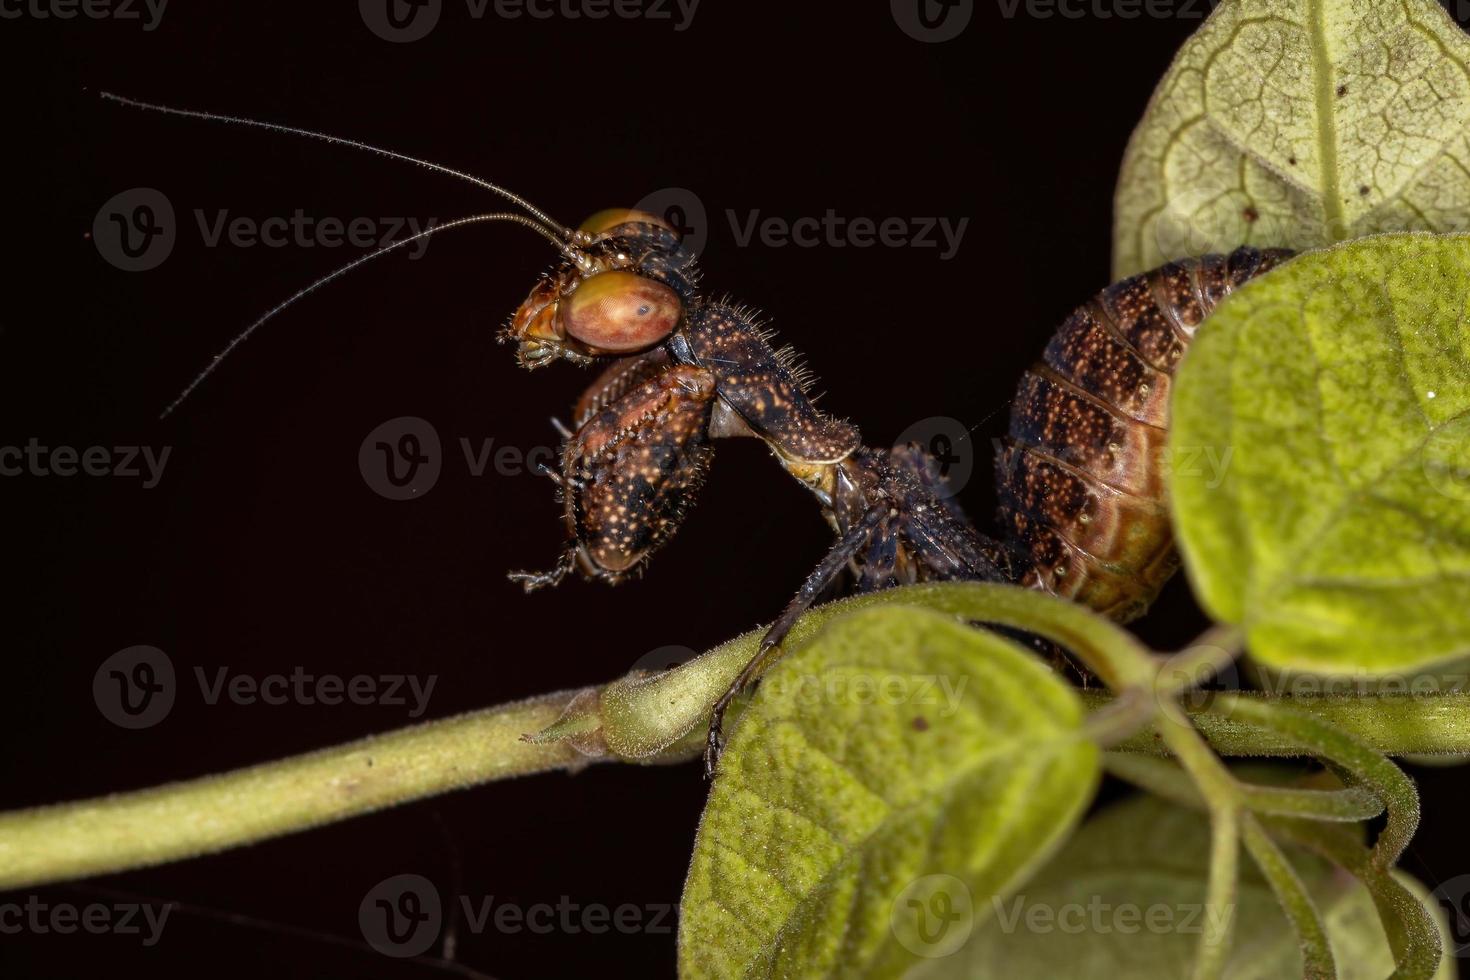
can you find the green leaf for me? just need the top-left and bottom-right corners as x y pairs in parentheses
(1113, 0), (1470, 279)
(905, 790), (1455, 979)
(678, 606), (1100, 979)
(1170, 233), (1470, 675)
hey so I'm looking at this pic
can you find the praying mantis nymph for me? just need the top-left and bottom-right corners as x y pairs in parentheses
(105, 92), (1292, 777)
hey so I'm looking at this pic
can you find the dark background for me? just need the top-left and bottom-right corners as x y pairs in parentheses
(3, 1), (1467, 977)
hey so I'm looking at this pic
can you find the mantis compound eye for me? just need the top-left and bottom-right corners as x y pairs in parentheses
(505, 210), (692, 368)
(560, 270), (683, 354)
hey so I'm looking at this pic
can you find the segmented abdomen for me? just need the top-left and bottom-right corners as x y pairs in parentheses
(996, 245), (1294, 621)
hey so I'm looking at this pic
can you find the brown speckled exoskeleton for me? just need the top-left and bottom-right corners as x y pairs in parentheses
(499, 209), (1018, 623)
(121, 93), (1294, 778)
(996, 244), (1295, 621)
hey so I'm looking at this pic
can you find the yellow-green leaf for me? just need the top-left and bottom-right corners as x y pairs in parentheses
(905, 789), (1455, 979)
(1170, 233), (1470, 675)
(678, 606), (1099, 979)
(1113, 0), (1470, 279)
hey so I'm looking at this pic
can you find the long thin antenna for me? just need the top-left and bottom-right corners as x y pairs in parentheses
(159, 213), (553, 419)
(100, 91), (572, 237)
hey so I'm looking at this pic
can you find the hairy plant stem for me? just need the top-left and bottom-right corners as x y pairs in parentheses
(1152, 703), (1242, 980)
(1239, 815), (1337, 979)
(0, 689), (592, 890)
(1095, 691), (1470, 757)
(1, 583), (1463, 905)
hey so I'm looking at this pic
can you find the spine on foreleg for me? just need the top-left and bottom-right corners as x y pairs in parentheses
(996, 246), (1293, 621)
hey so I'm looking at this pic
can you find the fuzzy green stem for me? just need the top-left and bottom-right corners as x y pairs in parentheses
(0, 689), (593, 890)
(1152, 703), (1242, 980)
(1211, 695), (1421, 870)
(1103, 753), (1383, 822)
(3, 583), (1466, 899)
(0, 584), (1059, 891)
(1092, 691), (1470, 757)
(1239, 814), (1337, 979)
(1267, 820), (1443, 978)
